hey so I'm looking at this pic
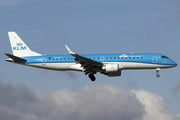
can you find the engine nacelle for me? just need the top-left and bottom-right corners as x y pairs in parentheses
(102, 64), (123, 77)
(103, 64), (119, 72)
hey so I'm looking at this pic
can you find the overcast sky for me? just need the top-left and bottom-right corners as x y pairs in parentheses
(0, 0), (180, 120)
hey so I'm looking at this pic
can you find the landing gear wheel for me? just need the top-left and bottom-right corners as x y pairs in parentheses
(156, 68), (161, 78)
(156, 74), (160, 78)
(88, 74), (96, 81)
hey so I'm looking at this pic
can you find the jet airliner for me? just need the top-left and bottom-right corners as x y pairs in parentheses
(5, 32), (177, 81)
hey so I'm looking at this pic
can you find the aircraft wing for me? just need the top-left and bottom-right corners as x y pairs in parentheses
(65, 45), (103, 74)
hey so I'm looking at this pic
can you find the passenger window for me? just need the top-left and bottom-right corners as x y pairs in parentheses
(118, 57), (120, 59)
(137, 57), (139, 59)
(71, 58), (73, 60)
(114, 57), (116, 59)
(52, 58), (54, 60)
(122, 57), (123, 59)
(129, 57), (131, 59)
(141, 57), (143, 59)
(125, 57), (127, 59)
(133, 57), (135, 59)
(64, 58), (66, 60)
(56, 58), (58, 60)
(106, 57), (108, 59)
(110, 57), (112, 59)
(68, 58), (70, 60)
(60, 58), (62, 60)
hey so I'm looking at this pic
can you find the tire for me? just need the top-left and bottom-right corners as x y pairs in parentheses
(89, 74), (96, 81)
(156, 74), (160, 78)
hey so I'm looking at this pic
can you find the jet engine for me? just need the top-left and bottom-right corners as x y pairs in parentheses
(102, 64), (123, 77)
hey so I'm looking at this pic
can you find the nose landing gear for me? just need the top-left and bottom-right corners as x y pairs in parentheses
(156, 74), (160, 77)
(156, 68), (161, 78)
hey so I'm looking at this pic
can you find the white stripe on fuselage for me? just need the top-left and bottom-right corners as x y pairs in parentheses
(26, 62), (174, 71)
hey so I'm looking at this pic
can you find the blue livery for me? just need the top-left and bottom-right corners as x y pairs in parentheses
(5, 32), (177, 81)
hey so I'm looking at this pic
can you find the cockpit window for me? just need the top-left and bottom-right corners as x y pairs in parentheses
(162, 56), (169, 59)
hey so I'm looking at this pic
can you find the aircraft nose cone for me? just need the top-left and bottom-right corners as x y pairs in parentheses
(171, 60), (177, 67)
(174, 63), (177, 66)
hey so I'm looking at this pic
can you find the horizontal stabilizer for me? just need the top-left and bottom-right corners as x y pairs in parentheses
(5, 53), (27, 61)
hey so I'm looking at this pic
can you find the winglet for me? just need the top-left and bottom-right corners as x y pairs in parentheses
(65, 45), (76, 55)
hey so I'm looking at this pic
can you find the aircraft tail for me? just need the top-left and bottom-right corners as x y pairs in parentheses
(8, 32), (42, 57)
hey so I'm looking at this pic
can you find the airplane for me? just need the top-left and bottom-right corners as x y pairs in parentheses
(5, 32), (177, 81)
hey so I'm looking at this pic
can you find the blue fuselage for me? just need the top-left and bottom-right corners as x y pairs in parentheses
(13, 53), (176, 72)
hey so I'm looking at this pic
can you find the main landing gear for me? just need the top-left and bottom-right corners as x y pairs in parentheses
(156, 68), (160, 78)
(88, 73), (96, 81)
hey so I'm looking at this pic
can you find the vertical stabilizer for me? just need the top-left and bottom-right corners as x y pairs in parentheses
(8, 32), (41, 57)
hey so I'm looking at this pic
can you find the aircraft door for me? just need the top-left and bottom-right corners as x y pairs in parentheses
(152, 56), (157, 63)
(42, 57), (46, 65)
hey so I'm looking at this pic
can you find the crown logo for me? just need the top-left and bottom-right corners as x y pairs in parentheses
(16, 42), (23, 46)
